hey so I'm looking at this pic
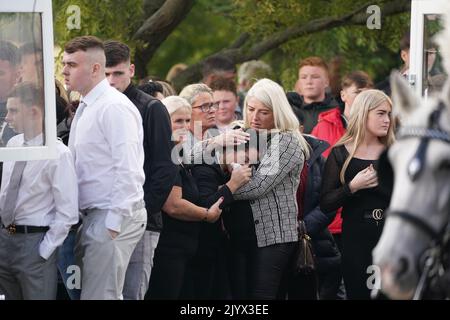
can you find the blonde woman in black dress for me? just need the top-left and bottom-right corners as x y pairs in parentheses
(320, 89), (395, 299)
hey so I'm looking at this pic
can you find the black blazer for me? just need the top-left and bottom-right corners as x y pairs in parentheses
(124, 84), (178, 231)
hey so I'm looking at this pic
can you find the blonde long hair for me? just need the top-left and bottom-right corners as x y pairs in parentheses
(244, 78), (310, 158)
(336, 89), (395, 184)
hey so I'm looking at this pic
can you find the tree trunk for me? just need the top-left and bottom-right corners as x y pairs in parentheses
(171, 0), (410, 90)
(134, 0), (195, 79)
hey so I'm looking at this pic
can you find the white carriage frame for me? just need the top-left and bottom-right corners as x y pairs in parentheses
(0, 0), (57, 161)
(410, 0), (448, 98)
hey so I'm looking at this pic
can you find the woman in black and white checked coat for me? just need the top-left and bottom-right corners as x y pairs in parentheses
(230, 78), (310, 299)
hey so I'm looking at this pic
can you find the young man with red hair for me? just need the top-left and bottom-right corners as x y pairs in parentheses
(287, 56), (339, 134)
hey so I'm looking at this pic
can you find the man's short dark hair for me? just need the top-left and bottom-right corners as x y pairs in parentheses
(209, 77), (237, 96)
(0, 40), (19, 66)
(226, 128), (264, 160)
(202, 55), (236, 78)
(64, 36), (104, 54)
(104, 40), (131, 67)
(138, 81), (164, 98)
(341, 71), (373, 90)
(9, 82), (44, 111)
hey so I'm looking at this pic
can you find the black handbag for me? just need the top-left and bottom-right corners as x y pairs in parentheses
(292, 220), (316, 275)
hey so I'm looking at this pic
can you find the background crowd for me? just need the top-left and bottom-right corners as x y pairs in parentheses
(0, 29), (409, 299)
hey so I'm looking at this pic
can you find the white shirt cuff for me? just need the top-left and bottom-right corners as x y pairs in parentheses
(39, 241), (55, 260)
(105, 211), (124, 233)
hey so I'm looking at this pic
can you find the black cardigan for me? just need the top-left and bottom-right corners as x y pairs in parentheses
(320, 144), (392, 217)
(191, 164), (234, 209)
(124, 84), (178, 231)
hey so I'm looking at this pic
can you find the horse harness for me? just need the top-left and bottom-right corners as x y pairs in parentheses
(387, 101), (450, 299)
(388, 101), (450, 241)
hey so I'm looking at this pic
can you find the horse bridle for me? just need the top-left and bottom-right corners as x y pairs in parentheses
(386, 101), (450, 299)
(388, 101), (450, 242)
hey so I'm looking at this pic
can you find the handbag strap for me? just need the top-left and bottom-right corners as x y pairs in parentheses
(298, 163), (309, 220)
(298, 219), (307, 235)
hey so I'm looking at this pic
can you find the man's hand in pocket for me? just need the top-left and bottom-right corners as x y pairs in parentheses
(108, 229), (119, 239)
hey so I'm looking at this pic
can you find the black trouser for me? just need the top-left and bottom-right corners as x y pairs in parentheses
(229, 240), (296, 300)
(342, 219), (383, 300)
(146, 235), (197, 300)
(286, 272), (319, 300)
(331, 233), (346, 300)
(190, 236), (231, 300)
(189, 222), (231, 300)
(317, 268), (342, 299)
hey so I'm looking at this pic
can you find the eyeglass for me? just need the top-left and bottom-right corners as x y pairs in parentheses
(192, 102), (219, 113)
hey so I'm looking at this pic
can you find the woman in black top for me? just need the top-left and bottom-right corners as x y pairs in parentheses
(146, 96), (223, 300)
(320, 90), (395, 300)
(191, 133), (259, 299)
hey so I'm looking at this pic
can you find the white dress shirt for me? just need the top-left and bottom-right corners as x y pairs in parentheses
(0, 134), (79, 259)
(71, 79), (145, 232)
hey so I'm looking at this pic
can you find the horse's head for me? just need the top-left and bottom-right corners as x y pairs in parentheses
(373, 70), (450, 299)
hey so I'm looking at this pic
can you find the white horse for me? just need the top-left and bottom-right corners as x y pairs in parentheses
(372, 12), (450, 300)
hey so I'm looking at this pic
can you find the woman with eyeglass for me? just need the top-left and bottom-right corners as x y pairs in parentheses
(178, 83), (250, 165)
(145, 96), (225, 300)
(171, 83), (251, 299)
(178, 83), (219, 149)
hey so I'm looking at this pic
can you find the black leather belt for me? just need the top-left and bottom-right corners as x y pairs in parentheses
(363, 209), (384, 221)
(2, 224), (50, 235)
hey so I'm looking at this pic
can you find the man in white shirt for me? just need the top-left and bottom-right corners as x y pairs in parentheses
(0, 82), (79, 300)
(62, 36), (146, 300)
(104, 40), (177, 300)
(0, 41), (20, 148)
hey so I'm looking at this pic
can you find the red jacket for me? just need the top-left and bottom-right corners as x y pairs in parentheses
(311, 107), (345, 234)
(327, 209), (342, 234)
(311, 107), (345, 158)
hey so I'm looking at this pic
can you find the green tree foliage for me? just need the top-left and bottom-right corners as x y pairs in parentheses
(52, 0), (410, 90)
(147, 0), (239, 79)
(231, 0), (410, 89)
(52, 0), (237, 81)
(53, 0), (144, 56)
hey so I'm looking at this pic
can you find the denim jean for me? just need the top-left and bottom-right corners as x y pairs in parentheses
(123, 230), (160, 300)
(57, 229), (81, 300)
